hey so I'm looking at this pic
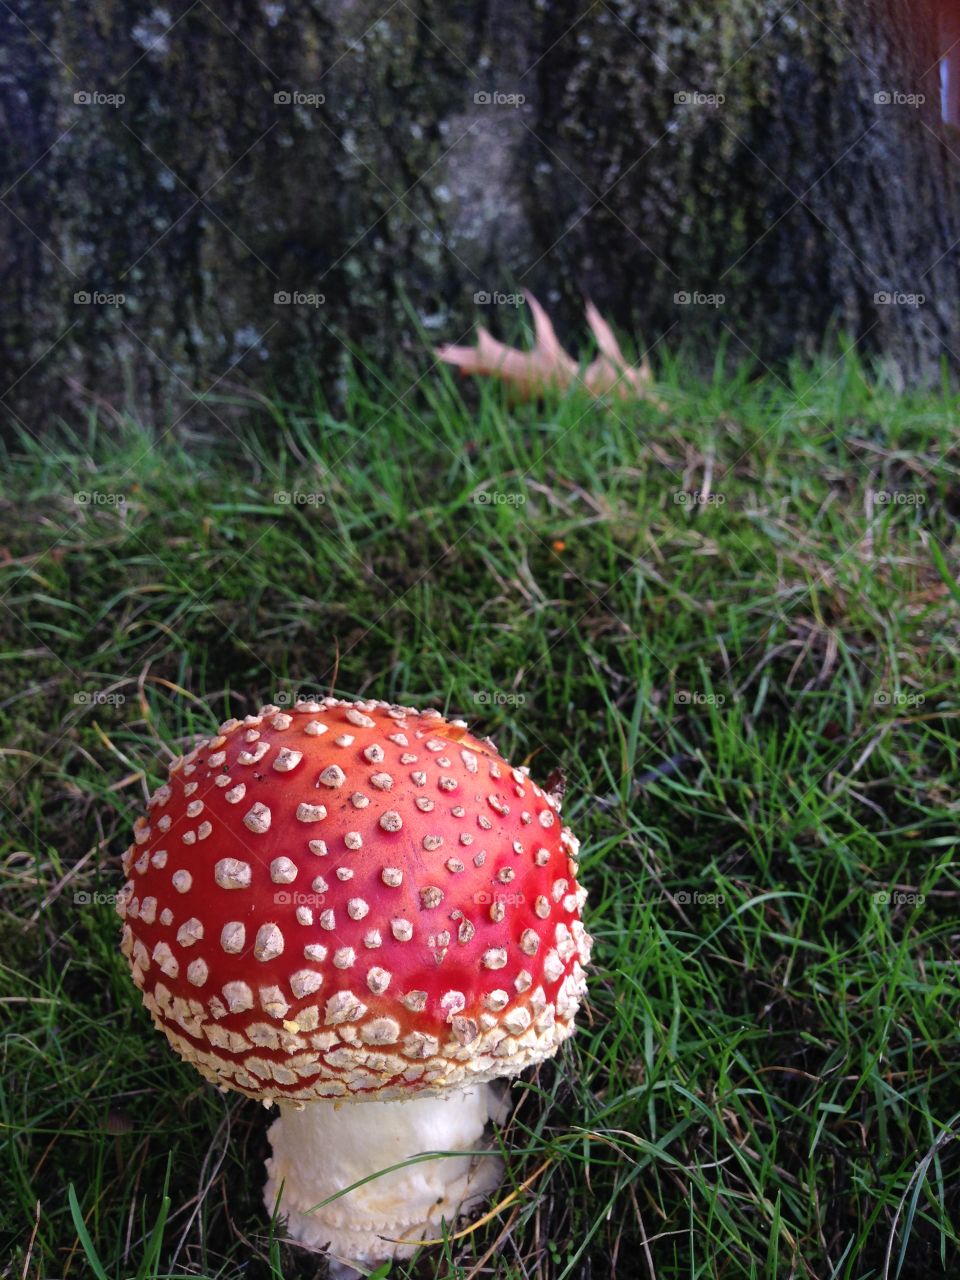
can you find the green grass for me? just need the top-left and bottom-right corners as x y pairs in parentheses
(2, 345), (960, 1279)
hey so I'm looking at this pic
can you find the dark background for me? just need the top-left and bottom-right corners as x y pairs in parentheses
(1, 0), (959, 435)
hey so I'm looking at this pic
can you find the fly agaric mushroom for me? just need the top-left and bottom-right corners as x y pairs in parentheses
(117, 697), (591, 1267)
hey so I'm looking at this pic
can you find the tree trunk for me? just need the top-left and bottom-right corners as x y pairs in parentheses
(1, 0), (957, 434)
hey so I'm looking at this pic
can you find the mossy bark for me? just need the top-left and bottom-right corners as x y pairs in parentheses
(0, 0), (955, 431)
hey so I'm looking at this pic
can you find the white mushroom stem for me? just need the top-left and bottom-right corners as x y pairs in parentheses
(264, 1084), (505, 1268)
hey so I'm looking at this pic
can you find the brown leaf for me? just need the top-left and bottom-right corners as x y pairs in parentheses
(436, 295), (666, 407)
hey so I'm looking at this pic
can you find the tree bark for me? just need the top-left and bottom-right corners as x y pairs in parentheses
(0, 0), (957, 434)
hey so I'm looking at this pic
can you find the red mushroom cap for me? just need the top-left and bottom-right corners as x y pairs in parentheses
(118, 698), (591, 1102)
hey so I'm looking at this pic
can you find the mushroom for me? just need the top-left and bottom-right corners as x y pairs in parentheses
(117, 697), (591, 1268)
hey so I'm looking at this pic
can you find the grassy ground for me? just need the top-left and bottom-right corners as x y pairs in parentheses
(2, 345), (960, 1279)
